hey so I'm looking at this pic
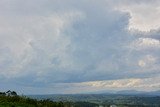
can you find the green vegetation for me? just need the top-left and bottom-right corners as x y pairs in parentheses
(0, 91), (98, 107)
(1, 91), (160, 107)
(0, 95), (72, 107)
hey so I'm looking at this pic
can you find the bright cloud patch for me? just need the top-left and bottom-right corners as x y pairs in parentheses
(21, 76), (160, 94)
(138, 55), (156, 68)
(116, 0), (160, 31)
(131, 38), (160, 50)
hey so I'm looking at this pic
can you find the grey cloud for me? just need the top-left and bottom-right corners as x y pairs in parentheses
(0, 0), (159, 93)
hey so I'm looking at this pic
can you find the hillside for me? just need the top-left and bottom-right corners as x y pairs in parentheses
(0, 91), (98, 107)
(1, 90), (160, 107)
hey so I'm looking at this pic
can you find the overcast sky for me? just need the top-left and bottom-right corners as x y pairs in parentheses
(0, 0), (160, 94)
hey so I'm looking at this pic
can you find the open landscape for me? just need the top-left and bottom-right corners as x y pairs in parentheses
(28, 91), (160, 107)
(1, 90), (160, 107)
(0, 0), (160, 107)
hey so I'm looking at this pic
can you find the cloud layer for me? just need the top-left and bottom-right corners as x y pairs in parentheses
(0, 0), (160, 94)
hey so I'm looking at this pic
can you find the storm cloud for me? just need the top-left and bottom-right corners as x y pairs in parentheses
(0, 0), (160, 94)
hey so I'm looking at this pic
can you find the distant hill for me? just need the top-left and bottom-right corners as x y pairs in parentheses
(116, 90), (160, 96)
(116, 90), (146, 95)
(28, 93), (160, 106)
(146, 90), (160, 96)
(28, 90), (160, 101)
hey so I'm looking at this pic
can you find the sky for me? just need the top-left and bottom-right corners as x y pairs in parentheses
(0, 0), (160, 95)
